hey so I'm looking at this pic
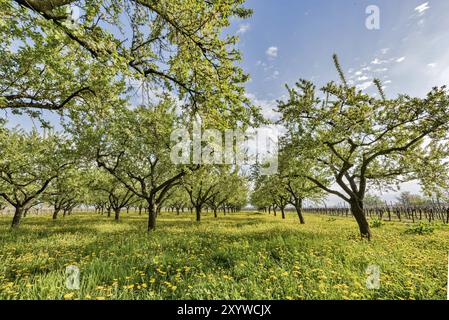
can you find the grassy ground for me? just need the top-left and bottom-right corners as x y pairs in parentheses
(0, 211), (448, 300)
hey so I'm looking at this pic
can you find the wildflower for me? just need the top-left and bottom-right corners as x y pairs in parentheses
(64, 293), (75, 300)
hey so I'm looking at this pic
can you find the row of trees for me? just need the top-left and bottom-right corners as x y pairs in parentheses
(2, 1), (449, 241)
(251, 56), (449, 240)
(0, 115), (249, 229)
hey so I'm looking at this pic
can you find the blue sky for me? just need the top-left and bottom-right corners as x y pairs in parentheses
(231, 0), (449, 120)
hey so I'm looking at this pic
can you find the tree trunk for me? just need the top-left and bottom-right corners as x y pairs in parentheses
(281, 207), (286, 219)
(350, 198), (371, 240)
(147, 204), (157, 231)
(114, 208), (120, 221)
(11, 206), (23, 228)
(107, 208), (111, 218)
(176, 207), (180, 215)
(294, 199), (305, 224)
(53, 209), (60, 220)
(214, 208), (218, 218)
(195, 205), (201, 222)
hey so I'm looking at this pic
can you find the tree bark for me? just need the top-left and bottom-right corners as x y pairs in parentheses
(294, 199), (305, 224)
(11, 206), (23, 228)
(147, 204), (156, 231)
(281, 207), (286, 219)
(53, 209), (60, 220)
(350, 198), (371, 240)
(114, 208), (120, 221)
(195, 205), (201, 222)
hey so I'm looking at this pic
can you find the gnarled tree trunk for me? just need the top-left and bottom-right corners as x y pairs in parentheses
(294, 199), (305, 224)
(11, 206), (23, 228)
(195, 205), (201, 222)
(147, 204), (157, 231)
(350, 198), (371, 240)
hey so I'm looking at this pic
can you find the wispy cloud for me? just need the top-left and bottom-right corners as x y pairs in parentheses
(266, 46), (278, 58)
(415, 2), (430, 15)
(237, 23), (250, 35)
(371, 58), (388, 65)
(396, 57), (406, 63)
(356, 81), (373, 91)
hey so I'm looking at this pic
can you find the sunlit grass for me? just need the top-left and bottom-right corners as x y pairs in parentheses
(0, 211), (448, 300)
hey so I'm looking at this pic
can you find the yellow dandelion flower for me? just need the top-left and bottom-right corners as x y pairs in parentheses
(64, 293), (75, 300)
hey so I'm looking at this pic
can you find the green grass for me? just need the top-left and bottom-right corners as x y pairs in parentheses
(0, 211), (448, 300)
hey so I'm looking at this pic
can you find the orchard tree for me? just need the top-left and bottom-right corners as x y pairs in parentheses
(396, 192), (427, 207)
(165, 186), (189, 215)
(71, 99), (190, 231)
(89, 170), (136, 221)
(277, 55), (449, 239)
(251, 174), (287, 218)
(44, 166), (87, 219)
(225, 174), (249, 213)
(207, 169), (248, 217)
(250, 176), (273, 213)
(278, 146), (326, 224)
(364, 194), (384, 207)
(0, 199), (7, 212)
(1, 0), (258, 125)
(183, 166), (221, 222)
(0, 128), (72, 227)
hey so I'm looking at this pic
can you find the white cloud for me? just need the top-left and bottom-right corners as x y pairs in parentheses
(396, 57), (406, 63)
(237, 23), (250, 34)
(266, 46), (278, 58)
(245, 93), (279, 121)
(371, 58), (388, 65)
(415, 2), (430, 15)
(356, 81), (373, 91)
(380, 48), (390, 55)
(265, 70), (280, 81)
(428, 63), (437, 68)
(357, 75), (370, 81)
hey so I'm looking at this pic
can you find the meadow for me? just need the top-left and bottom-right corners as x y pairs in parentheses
(0, 211), (448, 300)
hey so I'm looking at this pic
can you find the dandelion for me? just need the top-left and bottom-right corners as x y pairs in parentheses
(64, 293), (75, 300)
